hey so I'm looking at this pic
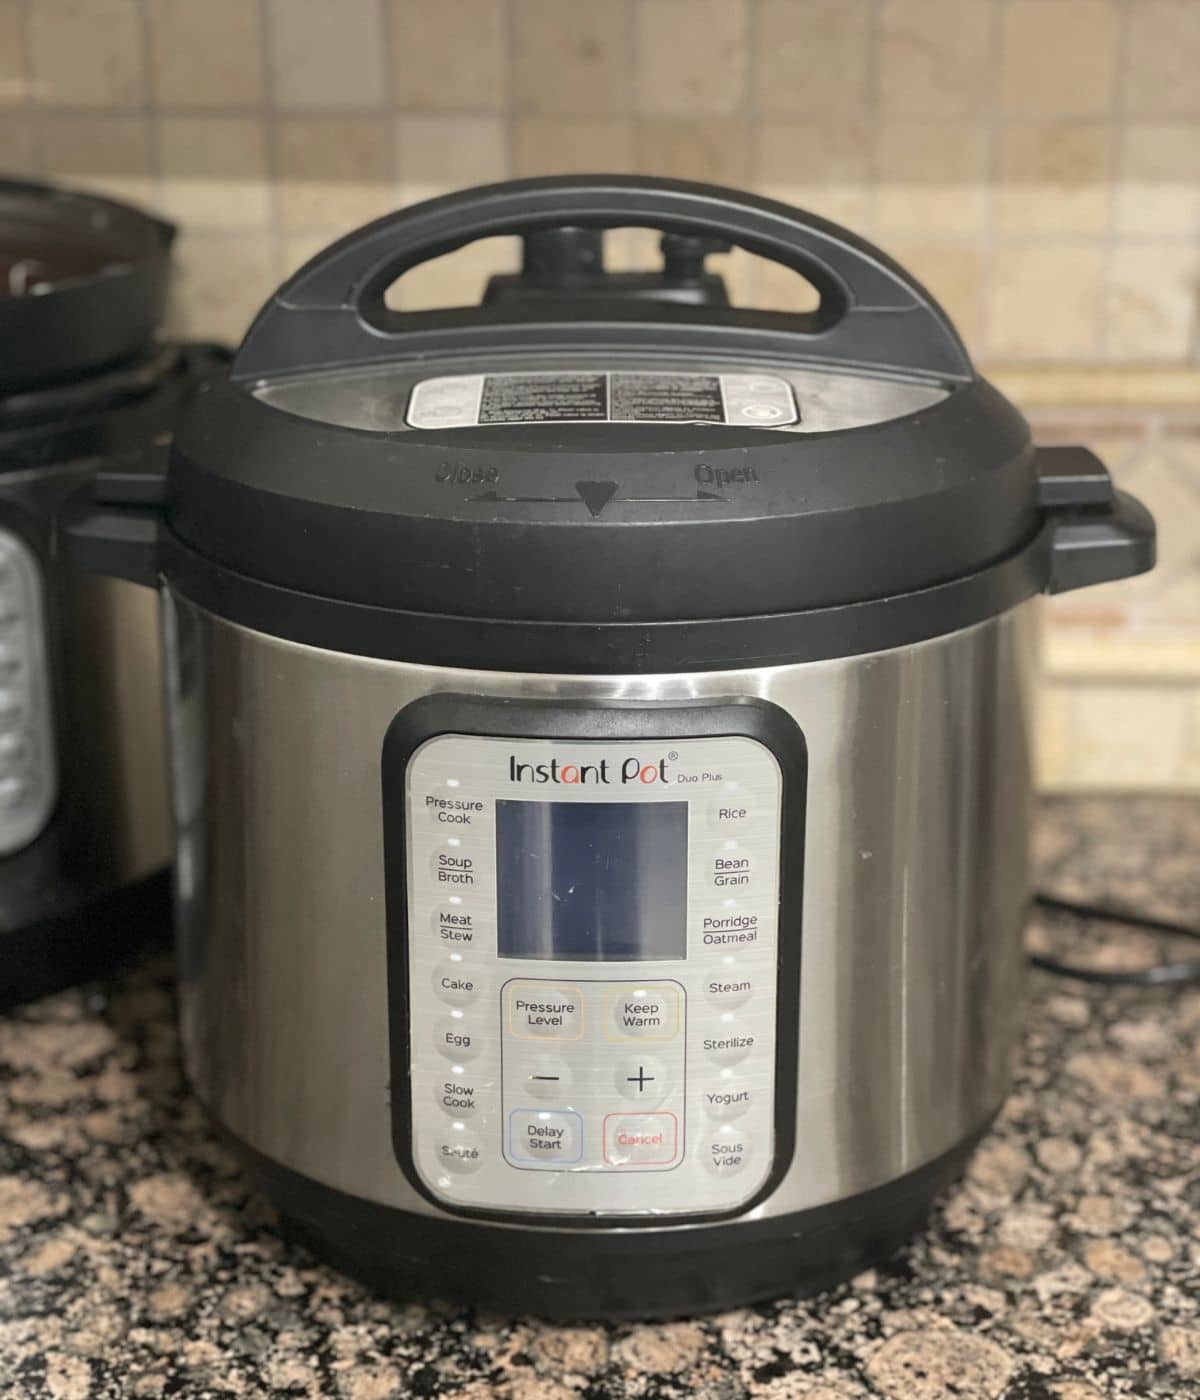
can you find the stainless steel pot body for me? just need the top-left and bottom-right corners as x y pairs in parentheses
(165, 591), (1036, 1228)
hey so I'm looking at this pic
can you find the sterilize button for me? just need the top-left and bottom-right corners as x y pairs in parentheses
(435, 1071), (479, 1119)
(433, 954), (480, 1005)
(524, 1055), (573, 1101)
(505, 981), (584, 1040)
(607, 983), (681, 1041)
(433, 1009), (479, 1061)
(702, 1124), (750, 1176)
(703, 1013), (755, 1065)
(430, 837), (479, 888)
(603, 1112), (679, 1167)
(703, 1069), (752, 1121)
(435, 1121), (483, 1174)
(613, 1054), (669, 1105)
(508, 1109), (583, 1165)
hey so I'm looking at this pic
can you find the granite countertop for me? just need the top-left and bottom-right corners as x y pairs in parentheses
(1, 797), (1198, 1399)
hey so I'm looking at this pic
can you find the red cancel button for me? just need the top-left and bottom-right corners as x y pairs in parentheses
(602, 1112), (679, 1167)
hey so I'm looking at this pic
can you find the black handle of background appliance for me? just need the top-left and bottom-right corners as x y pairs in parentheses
(1037, 446), (1157, 594)
(232, 176), (974, 383)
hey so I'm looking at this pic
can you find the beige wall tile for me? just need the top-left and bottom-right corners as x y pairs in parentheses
(634, 118), (749, 186)
(1116, 124), (1200, 237)
(1000, 0), (1118, 117)
(1036, 683), (1075, 790)
(276, 117), (394, 234)
(755, 0), (870, 117)
(387, 235), (520, 310)
(28, 0), (144, 107)
(878, 240), (984, 346)
(874, 124), (989, 237)
(38, 114), (152, 204)
(513, 119), (633, 177)
(755, 118), (870, 229)
(392, 0), (506, 111)
(397, 115), (508, 202)
(997, 124), (1114, 237)
(0, 115), (35, 172)
(157, 117), (270, 232)
(266, 0), (385, 109)
(878, 0), (992, 118)
(1122, 0), (1200, 118)
(163, 232), (275, 344)
(634, 0), (747, 116)
(0, 3), (28, 108)
(985, 245), (1105, 359)
(148, 0), (263, 108)
(1103, 247), (1199, 362)
(512, 0), (627, 115)
(1070, 685), (1190, 788)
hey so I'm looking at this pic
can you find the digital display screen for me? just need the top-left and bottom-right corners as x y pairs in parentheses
(496, 800), (688, 962)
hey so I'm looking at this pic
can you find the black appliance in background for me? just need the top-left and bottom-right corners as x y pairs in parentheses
(0, 177), (227, 1009)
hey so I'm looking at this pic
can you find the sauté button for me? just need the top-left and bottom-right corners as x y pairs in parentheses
(505, 981), (584, 1040)
(523, 1055), (573, 1101)
(603, 1112), (679, 1166)
(433, 1009), (479, 1060)
(701, 1123), (750, 1176)
(434, 1073), (479, 1118)
(508, 1109), (582, 1165)
(607, 983), (681, 1041)
(435, 1121), (483, 1174)
(613, 1055), (669, 1105)
(429, 838), (480, 887)
(433, 955), (480, 1006)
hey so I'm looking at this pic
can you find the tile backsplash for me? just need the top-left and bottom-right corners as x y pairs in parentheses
(3, 0), (1199, 791)
(1, 0), (1197, 360)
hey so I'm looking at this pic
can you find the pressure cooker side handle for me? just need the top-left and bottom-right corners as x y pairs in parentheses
(232, 176), (973, 382)
(1037, 446), (1157, 594)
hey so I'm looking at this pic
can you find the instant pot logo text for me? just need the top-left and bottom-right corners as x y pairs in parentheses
(507, 755), (671, 786)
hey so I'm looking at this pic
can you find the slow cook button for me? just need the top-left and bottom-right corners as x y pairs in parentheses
(435, 1074), (479, 1118)
(433, 1009), (479, 1060)
(435, 1121), (483, 1175)
(703, 1018), (755, 1066)
(701, 1124), (750, 1176)
(505, 982), (584, 1040)
(429, 838), (480, 888)
(606, 983), (681, 1041)
(433, 955), (480, 1006)
(603, 1112), (679, 1167)
(508, 1109), (582, 1165)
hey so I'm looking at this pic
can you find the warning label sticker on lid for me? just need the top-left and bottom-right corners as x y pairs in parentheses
(406, 371), (799, 429)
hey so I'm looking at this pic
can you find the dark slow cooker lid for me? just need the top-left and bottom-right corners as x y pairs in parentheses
(0, 179), (174, 393)
(78, 178), (1152, 654)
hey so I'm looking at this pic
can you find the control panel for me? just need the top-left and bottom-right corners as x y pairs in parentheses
(0, 529), (56, 857)
(385, 700), (803, 1221)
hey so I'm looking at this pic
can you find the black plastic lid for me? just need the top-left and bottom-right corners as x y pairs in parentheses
(0, 179), (174, 393)
(68, 179), (1155, 669)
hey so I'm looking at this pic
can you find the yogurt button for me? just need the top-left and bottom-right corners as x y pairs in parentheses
(703, 1069), (752, 1121)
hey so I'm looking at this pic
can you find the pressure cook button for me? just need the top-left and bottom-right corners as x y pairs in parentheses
(432, 901), (481, 945)
(603, 1112), (679, 1167)
(523, 1055), (573, 1101)
(433, 1009), (479, 1060)
(702, 1017), (755, 1066)
(505, 981), (584, 1040)
(701, 1124), (750, 1176)
(433, 955), (480, 1005)
(435, 1121), (483, 1174)
(424, 789), (486, 828)
(607, 983), (682, 1041)
(430, 838), (480, 888)
(703, 1071), (752, 1121)
(435, 1072), (479, 1118)
(508, 1109), (582, 1165)
(613, 1055), (669, 1105)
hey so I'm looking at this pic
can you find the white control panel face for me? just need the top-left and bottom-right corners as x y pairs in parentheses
(0, 530), (56, 856)
(403, 732), (783, 1217)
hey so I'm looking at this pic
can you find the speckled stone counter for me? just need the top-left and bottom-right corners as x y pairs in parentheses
(2, 797), (1198, 1399)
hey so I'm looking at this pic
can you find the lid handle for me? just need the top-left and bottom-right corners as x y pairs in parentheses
(232, 176), (973, 383)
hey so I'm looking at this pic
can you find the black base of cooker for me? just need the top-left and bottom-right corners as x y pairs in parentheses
(229, 1123), (992, 1321)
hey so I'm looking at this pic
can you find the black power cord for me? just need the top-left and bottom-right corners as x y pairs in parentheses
(1031, 891), (1200, 987)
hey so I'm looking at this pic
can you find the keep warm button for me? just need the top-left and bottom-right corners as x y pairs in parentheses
(606, 982), (682, 1041)
(603, 1112), (679, 1167)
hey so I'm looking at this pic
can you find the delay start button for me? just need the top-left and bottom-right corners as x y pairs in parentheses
(508, 1109), (582, 1165)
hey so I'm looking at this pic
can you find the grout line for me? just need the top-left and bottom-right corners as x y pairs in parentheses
(977, 0), (1006, 360)
(503, 0), (517, 183)
(255, 0), (284, 278)
(1098, 0), (1130, 360)
(862, 0), (882, 240)
(378, 0), (402, 205)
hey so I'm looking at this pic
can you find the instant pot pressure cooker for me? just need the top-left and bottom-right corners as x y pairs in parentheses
(0, 178), (227, 1008)
(66, 178), (1155, 1317)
